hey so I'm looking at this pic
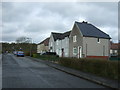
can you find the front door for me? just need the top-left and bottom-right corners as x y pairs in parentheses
(78, 46), (82, 58)
(61, 48), (64, 57)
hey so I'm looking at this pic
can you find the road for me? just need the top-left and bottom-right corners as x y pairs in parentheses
(2, 54), (108, 88)
(0, 54), (2, 90)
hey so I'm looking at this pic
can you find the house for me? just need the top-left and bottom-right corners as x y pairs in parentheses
(49, 31), (71, 57)
(110, 42), (120, 57)
(69, 21), (111, 59)
(37, 37), (50, 54)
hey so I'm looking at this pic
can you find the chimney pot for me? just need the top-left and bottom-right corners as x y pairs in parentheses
(82, 21), (87, 23)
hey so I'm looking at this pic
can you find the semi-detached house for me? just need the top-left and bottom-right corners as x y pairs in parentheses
(37, 37), (50, 54)
(70, 21), (111, 59)
(49, 21), (111, 59)
(49, 31), (71, 57)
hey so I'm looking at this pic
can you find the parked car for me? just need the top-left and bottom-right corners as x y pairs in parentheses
(41, 52), (59, 57)
(17, 51), (24, 57)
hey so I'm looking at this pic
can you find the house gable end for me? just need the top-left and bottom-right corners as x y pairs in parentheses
(70, 23), (83, 38)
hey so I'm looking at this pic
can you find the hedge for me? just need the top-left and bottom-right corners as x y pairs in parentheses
(32, 54), (119, 80)
(59, 57), (119, 80)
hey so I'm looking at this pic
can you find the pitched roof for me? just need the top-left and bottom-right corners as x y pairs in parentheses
(75, 21), (111, 39)
(38, 37), (50, 46)
(52, 31), (71, 41)
(52, 32), (63, 41)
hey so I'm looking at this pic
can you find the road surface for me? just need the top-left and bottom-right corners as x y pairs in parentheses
(0, 54), (2, 89)
(2, 54), (108, 88)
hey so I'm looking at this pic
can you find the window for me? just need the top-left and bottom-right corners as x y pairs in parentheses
(51, 42), (52, 46)
(115, 50), (118, 53)
(73, 47), (77, 55)
(97, 38), (100, 43)
(73, 35), (77, 42)
(56, 40), (58, 45)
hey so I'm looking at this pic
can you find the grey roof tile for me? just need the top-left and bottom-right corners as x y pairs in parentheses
(75, 21), (111, 39)
(52, 31), (71, 41)
(38, 37), (50, 46)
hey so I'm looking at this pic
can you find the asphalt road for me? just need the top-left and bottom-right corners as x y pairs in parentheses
(2, 54), (108, 88)
(0, 54), (2, 89)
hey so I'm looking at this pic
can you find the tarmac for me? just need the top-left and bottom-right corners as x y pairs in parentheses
(27, 56), (119, 89)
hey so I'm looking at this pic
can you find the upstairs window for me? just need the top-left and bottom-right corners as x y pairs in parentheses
(97, 38), (100, 43)
(56, 40), (58, 45)
(73, 35), (77, 42)
(51, 42), (52, 46)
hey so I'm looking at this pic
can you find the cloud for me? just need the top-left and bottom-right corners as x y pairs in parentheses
(2, 2), (118, 43)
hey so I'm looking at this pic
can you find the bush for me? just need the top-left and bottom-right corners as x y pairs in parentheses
(32, 54), (59, 61)
(32, 54), (119, 80)
(32, 53), (40, 58)
(59, 58), (119, 80)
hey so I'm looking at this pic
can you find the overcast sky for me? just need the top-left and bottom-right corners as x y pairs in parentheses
(1, 2), (118, 43)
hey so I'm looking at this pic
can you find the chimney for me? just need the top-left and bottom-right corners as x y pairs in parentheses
(82, 21), (87, 24)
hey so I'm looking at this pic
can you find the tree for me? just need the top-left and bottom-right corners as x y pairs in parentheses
(16, 36), (32, 43)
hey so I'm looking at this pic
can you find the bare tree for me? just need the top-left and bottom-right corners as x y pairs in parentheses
(16, 36), (32, 43)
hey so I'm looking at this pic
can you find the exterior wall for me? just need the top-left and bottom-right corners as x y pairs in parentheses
(62, 37), (69, 57)
(55, 37), (69, 57)
(83, 37), (110, 58)
(49, 34), (56, 52)
(37, 45), (41, 53)
(55, 39), (62, 56)
(69, 24), (83, 58)
(37, 44), (49, 53)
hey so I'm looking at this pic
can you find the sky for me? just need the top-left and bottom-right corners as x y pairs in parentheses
(1, 2), (118, 43)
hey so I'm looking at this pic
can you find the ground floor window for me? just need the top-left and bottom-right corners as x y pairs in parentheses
(73, 47), (77, 56)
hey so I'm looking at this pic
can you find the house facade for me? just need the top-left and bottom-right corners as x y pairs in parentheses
(49, 31), (71, 57)
(110, 42), (119, 57)
(48, 21), (111, 59)
(69, 21), (111, 59)
(37, 37), (50, 54)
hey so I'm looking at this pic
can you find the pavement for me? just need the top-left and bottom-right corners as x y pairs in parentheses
(27, 56), (119, 89)
(3, 54), (109, 88)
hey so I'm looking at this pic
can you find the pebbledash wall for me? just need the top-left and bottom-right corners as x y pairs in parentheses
(55, 37), (69, 57)
(49, 33), (70, 57)
(49, 34), (56, 52)
(82, 37), (110, 59)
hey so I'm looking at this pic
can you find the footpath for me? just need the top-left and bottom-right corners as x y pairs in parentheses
(27, 56), (119, 89)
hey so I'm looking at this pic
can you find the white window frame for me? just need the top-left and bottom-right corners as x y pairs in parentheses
(51, 42), (52, 46)
(78, 46), (82, 58)
(73, 47), (77, 56)
(73, 35), (77, 42)
(56, 40), (59, 45)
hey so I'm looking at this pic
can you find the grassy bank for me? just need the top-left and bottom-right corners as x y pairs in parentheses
(32, 54), (119, 80)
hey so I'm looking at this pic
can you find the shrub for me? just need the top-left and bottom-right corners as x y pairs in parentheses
(32, 54), (59, 61)
(59, 58), (119, 80)
(32, 55), (119, 80)
(32, 53), (40, 58)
